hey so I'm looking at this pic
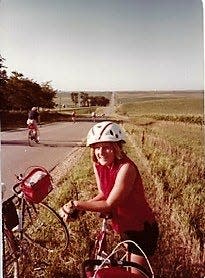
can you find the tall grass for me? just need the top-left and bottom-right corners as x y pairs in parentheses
(118, 93), (204, 277)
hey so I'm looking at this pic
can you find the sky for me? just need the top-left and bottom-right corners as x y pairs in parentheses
(1, 0), (204, 91)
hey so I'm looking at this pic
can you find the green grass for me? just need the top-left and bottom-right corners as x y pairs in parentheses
(115, 91), (204, 126)
(117, 98), (203, 116)
(115, 90), (203, 104)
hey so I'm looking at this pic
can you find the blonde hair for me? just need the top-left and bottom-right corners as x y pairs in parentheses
(90, 141), (125, 163)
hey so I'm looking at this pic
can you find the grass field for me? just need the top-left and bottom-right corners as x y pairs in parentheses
(116, 91), (203, 125)
(20, 91), (205, 277)
(118, 98), (203, 115)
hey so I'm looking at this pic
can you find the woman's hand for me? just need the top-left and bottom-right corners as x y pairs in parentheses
(59, 201), (79, 222)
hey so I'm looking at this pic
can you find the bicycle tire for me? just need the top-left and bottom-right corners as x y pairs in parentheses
(23, 201), (69, 252)
(28, 129), (34, 147)
(3, 229), (19, 278)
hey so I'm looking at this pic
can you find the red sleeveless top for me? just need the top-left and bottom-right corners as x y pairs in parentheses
(95, 156), (155, 233)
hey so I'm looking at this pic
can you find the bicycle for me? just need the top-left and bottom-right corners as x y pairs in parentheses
(2, 166), (69, 278)
(80, 214), (154, 278)
(27, 123), (39, 146)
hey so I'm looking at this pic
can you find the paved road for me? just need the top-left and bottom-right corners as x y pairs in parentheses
(1, 121), (94, 199)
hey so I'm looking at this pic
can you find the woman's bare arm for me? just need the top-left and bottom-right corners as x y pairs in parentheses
(74, 163), (136, 212)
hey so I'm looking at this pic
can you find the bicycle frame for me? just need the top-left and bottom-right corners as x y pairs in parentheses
(28, 123), (37, 134)
(28, 123), (38, 146)
(91, 215), (111, 260)
(15, 192), (36, 240)
(3, 184), (38, 243)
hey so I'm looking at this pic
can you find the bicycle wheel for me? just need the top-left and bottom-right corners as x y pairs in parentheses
(28, 130), (34, 147)
(23, 201), (69, 252)
(3, 229), (19, 278)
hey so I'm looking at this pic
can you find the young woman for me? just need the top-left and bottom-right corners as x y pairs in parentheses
(60, 121), (159, 276)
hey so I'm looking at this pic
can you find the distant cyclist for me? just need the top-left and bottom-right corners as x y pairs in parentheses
(27, 107), (40, 142)
(71, 110), (76, 123)
(91, 111), (96, 122)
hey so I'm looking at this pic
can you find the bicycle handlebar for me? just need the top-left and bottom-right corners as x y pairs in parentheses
(12, 182), (22, 195)
(2, 183), (22, 212)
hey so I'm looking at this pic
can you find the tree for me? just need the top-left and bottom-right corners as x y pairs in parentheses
(89, 96), (110, 106)
(0, 55), (7, 86)
(71, 92), (79, 106)
(6, 71), (40, 110)
(5, 71), (56, 111)
(80, 92), (89, 107)
(0, 55), (8, 110)
(40, 81), (56, 108)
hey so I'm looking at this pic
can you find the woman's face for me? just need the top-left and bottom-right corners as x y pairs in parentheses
(93, 142), (115, 167)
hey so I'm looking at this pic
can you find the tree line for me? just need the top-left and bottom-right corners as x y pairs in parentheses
(0, 55), (110, 112)
(71, 92), (110, 107)
(0, 55), (56, 111)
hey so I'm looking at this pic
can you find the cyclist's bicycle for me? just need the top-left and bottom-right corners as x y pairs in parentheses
(2, 166), (69, 278)
(28, 123), (39, 146)
(80, 214), (154, 278)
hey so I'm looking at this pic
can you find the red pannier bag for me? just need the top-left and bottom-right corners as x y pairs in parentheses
(95, 267), (139, 278)
(21, 166), (53, 203)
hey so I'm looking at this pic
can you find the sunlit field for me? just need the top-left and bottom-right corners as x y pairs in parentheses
(118, 98), (203, 115)
(116, 91), (203, 124)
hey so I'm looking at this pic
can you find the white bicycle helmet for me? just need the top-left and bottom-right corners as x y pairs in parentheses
(31, 107), (37, 111)
(86, 121), (126, 146)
